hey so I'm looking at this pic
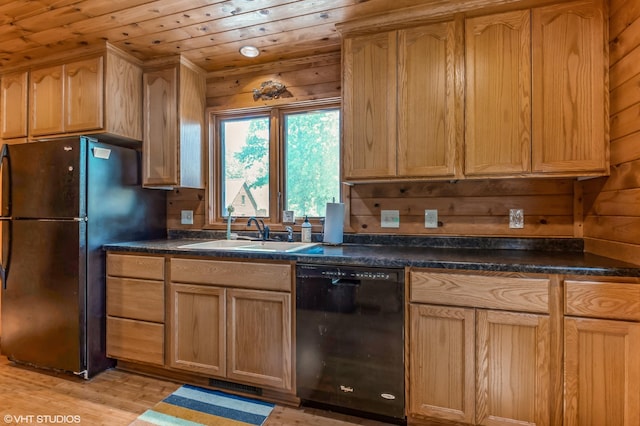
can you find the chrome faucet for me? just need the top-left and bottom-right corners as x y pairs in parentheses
(247, 217), (270, 240)
(285, 226), (294, 242)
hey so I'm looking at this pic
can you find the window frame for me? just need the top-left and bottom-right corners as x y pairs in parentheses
(207, 99), (341, 229)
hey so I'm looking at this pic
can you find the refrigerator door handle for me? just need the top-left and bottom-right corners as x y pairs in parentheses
(0, 143), (11, 288)
(1, 143), (11, 218)
(1, 220), (11, 289)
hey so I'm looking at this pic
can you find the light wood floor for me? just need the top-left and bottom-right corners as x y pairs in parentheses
(0, 356), (394, 425)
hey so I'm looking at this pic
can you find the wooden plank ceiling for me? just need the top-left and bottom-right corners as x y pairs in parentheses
(0, 0), (433, 73)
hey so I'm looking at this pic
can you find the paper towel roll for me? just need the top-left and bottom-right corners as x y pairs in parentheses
(323, 202), (344, 245)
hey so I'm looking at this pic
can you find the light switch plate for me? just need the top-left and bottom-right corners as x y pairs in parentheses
(181, 210), (194, 225)
(509, 209), (524, 229)
(425, 209), (438, 228)
(381, 210), (400, 228)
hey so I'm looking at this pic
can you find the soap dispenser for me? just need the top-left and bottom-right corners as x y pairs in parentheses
(301, 216), (312, 243)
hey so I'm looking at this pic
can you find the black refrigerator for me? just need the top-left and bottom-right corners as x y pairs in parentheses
(0, 136), (166, 378)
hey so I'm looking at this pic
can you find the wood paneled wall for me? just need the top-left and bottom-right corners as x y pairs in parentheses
(205, 52), (341, 110)
(583, 0), (640, 264)
(347, 179), (577, 237)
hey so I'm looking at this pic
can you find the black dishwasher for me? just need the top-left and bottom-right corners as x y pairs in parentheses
(296, 263), (405, 423)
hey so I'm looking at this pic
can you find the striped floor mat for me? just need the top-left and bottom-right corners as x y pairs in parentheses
(131, 384), (275, 425)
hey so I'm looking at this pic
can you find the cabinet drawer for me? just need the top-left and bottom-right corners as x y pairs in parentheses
(106, 317), (164, 365)
(107, 253), (164, 280)
(410, 271), (549, 313)
(565, 281), (640, 321)
(171, 258), (292, 291)
(107, 277), (164, 323)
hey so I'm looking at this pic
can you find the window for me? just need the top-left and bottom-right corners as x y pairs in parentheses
(211, 101), (340, 225)
(284, 108), (340, 217)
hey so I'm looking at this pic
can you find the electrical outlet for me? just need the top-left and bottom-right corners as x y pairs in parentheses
(509, 209), (524, 229)
(181, 210), (194, 225)
(425, 209), (438, 228)
(381, 210), (400, 228)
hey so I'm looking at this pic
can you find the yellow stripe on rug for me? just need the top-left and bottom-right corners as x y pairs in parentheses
(152, 401), (249, 426)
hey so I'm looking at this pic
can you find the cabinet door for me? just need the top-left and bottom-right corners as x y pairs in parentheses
(564, 317), (640, 426)
(398, 22), (458, 178)
(1, 71), (28, 139)
(465, 10), (531, 176)
(532, 0), (607, 174)
(143, 66), (177, 186)
(408, 304), (475, 423)
(168, 283), (226, 377)
(343, 31), (397, 179)
(29, 65), (64, 136)
(226, 288), (292, 391)
(476, 310), (550, 426)
(65, 56), (104, 132)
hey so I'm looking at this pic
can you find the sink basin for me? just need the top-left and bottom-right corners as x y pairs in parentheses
(177, 239), (318, 253)
(177, 240), (256, 249)
(235, 241), (318, 253)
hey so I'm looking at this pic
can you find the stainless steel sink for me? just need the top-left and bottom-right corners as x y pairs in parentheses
(177, 239), (318, 253)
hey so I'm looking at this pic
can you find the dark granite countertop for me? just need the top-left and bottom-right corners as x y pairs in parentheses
(103, 236), (640, 277)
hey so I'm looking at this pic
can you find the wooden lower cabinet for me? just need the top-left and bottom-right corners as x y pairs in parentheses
(476, 310), (550, 426)
(563, 278), (640, 426)
(564, 318), (640, 426)
(106, 253), (165, 366)
(409, 305), (550, 426)
(409, 304), (475, 423)
(408, 270), (555, 426)
(168, 257), (294, 392)
(168, 283), (225, 376)
(226, 288), (292, 390)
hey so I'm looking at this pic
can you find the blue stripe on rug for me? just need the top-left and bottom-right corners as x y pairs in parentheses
(160, 386), (275, 426)
(176, 385), (274, 416)
(163, 395), (266, 425)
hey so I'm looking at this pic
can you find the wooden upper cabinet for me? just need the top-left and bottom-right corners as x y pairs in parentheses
(343, 31), (397, 180)
(65, 57), (104, 133)
(465, 10), (531, 176)
(343, 21), (460, 181)
(398, 22), (458, 178)
(1, 71), (28, 139)
(25, 44), (142, 141)
(143, 67), (177, 187)
(532, 0), (607, 175)
(143, 56), (205, 188)
(30, 65), (64, 136)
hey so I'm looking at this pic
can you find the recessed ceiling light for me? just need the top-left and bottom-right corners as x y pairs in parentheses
(239, 45), (260, 58)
